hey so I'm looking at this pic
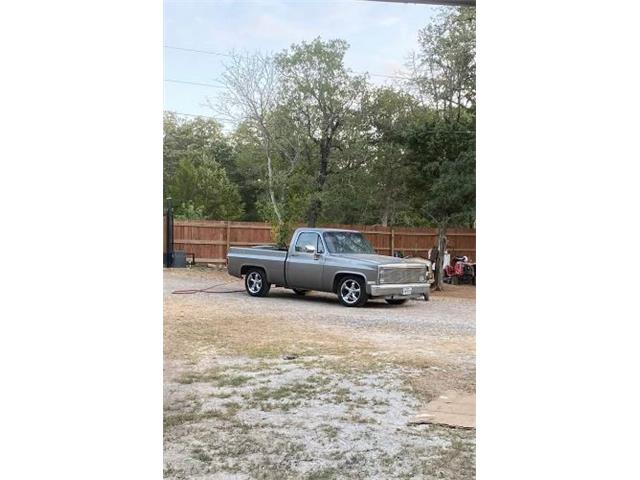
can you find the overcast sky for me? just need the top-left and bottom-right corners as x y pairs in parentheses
(164, 0), (439, 118)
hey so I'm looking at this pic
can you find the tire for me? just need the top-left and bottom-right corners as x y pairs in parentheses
(337, 276), (368, 307)
(244, 268), (271, 297)
(385, 298), (408, 305)
(292, 289), (309, 296)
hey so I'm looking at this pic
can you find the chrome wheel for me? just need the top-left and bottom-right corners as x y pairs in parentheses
(340, 279), (361, 305)
(247, 271), (263, 294)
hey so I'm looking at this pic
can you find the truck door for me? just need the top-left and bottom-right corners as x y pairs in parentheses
(286, 231), (326, 291)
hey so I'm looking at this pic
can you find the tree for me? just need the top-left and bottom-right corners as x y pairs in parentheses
(275, 38), (368, 226)
(228, 122), (267, 221)
(362, 87), (420, 226)
(215, 52), (288, 226)
(405, 7), (476, 289)
(401, 108), (475, 289)
(230, 117), (312, 245)
(163, 112), (233, 191)
(409, 7), (476, 116)
(163, 113), (244, 220)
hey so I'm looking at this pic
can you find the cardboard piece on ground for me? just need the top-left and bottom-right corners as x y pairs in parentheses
(409, 391), (475, 429)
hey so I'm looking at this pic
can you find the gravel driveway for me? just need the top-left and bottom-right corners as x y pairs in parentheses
(164, 267), (475, 479)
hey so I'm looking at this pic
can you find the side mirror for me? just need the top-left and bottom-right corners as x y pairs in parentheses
(304, 245), (316, 254)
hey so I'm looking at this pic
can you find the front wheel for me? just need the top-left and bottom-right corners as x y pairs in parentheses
(244, 268), (271, 297)
(337, 276), (368, 307)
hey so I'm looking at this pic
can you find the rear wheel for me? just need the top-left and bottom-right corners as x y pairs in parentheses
(244, 268), (271, 297)
(337, 276), (368, 307)
(292, 289), (309, 296)
(385, 298), (408, 305)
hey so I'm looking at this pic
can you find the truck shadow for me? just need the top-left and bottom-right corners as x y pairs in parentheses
(266, 289), (421, 309)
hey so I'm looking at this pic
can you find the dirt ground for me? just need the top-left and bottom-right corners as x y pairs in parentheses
(164, 267), (476, 479)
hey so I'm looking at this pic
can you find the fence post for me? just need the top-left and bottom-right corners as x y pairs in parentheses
(226, 221), (231, 260)
(390, 228), (395, 256)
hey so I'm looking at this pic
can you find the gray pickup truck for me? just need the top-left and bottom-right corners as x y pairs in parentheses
(227, 228), (431, 307)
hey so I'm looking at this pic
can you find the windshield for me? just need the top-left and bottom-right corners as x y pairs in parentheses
(323, 231), (375, 254)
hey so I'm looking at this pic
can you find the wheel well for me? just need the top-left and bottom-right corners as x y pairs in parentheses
(332, 272), (367, 293)
(241, 265), (267, 281)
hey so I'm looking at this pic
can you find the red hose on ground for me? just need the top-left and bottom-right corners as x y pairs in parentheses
(171, 281), (245, 295)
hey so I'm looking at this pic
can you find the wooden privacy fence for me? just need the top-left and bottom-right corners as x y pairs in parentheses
(172, 220), (476, 265)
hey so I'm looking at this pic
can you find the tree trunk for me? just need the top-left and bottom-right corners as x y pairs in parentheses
(380, 211), (389, 227)
(434, 223), (448, 291)
(307, 198), (320, 227)
(380, 201), (391, 227)
(307, 138), (330, 227)
(264, 140), (282, 224)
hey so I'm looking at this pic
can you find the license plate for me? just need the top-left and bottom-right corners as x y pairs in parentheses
(402, 287), (413, 295)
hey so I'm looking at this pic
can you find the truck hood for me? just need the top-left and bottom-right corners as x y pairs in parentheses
(332, 253), (424, 267)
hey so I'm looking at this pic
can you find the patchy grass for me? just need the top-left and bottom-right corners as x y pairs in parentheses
(164, 409), (230, 429)
(175, 369), (250, 388)
(222, 401), (241, 417)
(306, 467), (341, 480)
(210, 390), (235, 399)
(163, 463), (178, 478)
(320, 424), (340, 439)
(175, 369), (225, 384)
(191, 446), (212, 463)
(218, 374), (251, 387)
(347, 413), (377, 425)
(164, 411), (200, 429)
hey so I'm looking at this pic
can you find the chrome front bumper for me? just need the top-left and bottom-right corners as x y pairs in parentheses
(367, 282), (429, 298)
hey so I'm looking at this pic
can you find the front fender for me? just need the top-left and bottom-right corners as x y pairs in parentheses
(331, 270), (377, 294)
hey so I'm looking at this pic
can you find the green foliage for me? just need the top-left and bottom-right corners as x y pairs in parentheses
(271, 219), (293, 249)
(413, 7), (476, 114)
(275, 37), (368, 226)
(164, 112), (233, 186)
(401, 110), (475, 228)
(228, 123), (266, 221)
(174, 202), (206, 220)
(405, 7), (476, 228)
(164, 113), (244, 220)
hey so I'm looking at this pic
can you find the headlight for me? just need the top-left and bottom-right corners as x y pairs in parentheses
(378, 267), (386, 284)
(419, 274), (425, 282)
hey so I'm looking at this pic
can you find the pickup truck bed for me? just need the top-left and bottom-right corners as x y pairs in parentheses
(227, 246), (289, 286)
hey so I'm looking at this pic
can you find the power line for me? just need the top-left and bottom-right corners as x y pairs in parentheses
(164, 45), (233, 58)
(163, 44), (412, 81)
(164, 78), (223, 89)
(369, 72), (412, 80)
(165, 110), (225, 121)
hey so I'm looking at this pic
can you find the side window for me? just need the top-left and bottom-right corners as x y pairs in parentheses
(295, 232), (318, 253)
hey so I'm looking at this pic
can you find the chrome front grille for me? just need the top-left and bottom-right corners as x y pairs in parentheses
(379, 266), (426, 284)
